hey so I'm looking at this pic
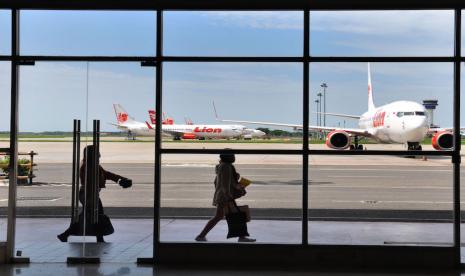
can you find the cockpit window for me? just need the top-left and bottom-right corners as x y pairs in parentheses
(404, 112), (414, 116)
(396, 112), (403, 117)
(415, 111), (425, 116)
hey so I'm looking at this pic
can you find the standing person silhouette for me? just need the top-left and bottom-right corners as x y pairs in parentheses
(58, 145), (132, 243)
(195, 153), (255, 242)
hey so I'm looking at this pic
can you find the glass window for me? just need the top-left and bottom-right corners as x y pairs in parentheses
(310, 10), (454, 57)
(0, 62), (10, 242)
(20, 11), (156, 56)
(161, 154), (302, 244)
(163, 62), (302, 150)
(309, 155), (453, 246)
(164, 11), (303, 56)
(0, 10), (11, 55)
(309, 62), (453, 151)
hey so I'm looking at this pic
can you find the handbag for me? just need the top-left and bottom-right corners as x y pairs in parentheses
(232, 186), (246, 199)
(225, 201), (249, 238)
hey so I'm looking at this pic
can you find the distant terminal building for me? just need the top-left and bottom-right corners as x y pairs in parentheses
(422, 99), (438, 128)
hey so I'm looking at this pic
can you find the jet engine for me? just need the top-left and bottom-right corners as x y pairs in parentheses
(432, 131), (453, 150)
(325, 131), (350, 150)
(182, 133), (197, 139)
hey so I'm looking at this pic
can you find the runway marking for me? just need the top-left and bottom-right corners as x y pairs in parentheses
(163, 164), (215, 168)
(327, 176), (398, 178)
(332, 200), (460, 204)
(317, 168), (451, 172)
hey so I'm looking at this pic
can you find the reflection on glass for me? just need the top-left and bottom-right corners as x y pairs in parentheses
(0, 10), (11, 55)
(163, 62), (302, 149)
(308, 155), (453, 246)
(20, 11), (156, 56)
(161, 154), (302, 244)
(164, 11), (302, 56)
(310, 10), (454, 57)
(309, 63), (453, 151)
(0, 62), (10, 242)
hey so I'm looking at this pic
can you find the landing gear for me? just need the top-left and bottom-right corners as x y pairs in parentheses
(349, 136), (365, 150)
(127, 131), (136, 140)
(173, 136), (181, 141)
(407, 142), (422, 151)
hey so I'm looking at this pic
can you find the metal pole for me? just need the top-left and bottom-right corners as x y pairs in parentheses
(71, 120), (77, 223)
(453, 8), (461, 267)
(75, 120), (80, 223)
(302, 9), (309, 245)
(321, 83), (327, 127)
(6, 9), (19, 262)
(154, 9), (163, 260)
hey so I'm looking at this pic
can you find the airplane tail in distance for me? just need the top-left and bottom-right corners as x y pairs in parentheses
(148, 110), (156, 124)
(367, 63), (376, 111)
(113, 104), (135, 124)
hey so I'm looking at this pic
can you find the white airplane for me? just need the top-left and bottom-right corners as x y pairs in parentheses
(112, 104), (154, 139)
(216, 63), (456, 151)
(146, 110), (265, 140)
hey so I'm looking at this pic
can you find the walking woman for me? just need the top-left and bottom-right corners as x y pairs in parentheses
(195, 153), (255, 242)
(58, 145), (132, 242)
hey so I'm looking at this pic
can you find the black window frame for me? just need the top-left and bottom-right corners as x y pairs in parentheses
(0, 0), (462, 267)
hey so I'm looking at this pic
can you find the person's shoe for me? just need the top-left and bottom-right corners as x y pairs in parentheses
(57, 233), (68, 242)
(96, 237), (106, 243)
(195, 236), (207, 242)
(238, 237), (256, 242)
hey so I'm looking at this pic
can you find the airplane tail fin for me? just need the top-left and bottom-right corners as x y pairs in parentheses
(367, 63), (376, 111)
(148, 110), (156, 124)
(113, 104), (135, 125)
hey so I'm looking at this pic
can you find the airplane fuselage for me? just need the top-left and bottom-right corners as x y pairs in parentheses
(358, 101), (429, 144)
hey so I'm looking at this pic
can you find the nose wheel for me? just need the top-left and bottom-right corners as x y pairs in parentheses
(349, 136), (365, 150)
(407, 142), (422, 151)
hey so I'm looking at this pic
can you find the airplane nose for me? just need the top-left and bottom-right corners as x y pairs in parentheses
(404, 117), (428, 140)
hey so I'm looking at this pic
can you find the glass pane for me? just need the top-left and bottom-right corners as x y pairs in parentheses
(161, 154), (302, 244)
(0, 61), (10, 242)
(310, 10), (454, 57)
(309, 155), (453, 246)
(20, 11), (156, 56)
(0, 10), (11, 55)
(16, 62), (88, 262)
(309, 62), (453, 151)
(162, 62), (302, 150)
(85, 62), (155, 261)
(164, 11), (303, 56)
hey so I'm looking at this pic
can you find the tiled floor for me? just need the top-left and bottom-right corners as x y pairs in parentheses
(3, 218), (461, 263)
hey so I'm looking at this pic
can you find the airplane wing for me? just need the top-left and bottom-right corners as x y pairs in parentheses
(315, 112), (361, 119)
(218, 119), (372, 137)
(108, 122), (129, 130)
(428, 127), (465, 135)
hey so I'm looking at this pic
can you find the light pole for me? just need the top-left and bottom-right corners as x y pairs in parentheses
(317, 92), (322, 127)
(314, 99), (320, 126)
(321, 83), (328, 127)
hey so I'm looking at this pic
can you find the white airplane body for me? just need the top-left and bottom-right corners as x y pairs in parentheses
(217, 63), (455, 151)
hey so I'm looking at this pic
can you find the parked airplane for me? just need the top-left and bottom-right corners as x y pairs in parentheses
(112, 104), (154, 139)
(215, 63), (456, 151)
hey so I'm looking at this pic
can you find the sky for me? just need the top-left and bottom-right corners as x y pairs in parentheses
(0, 10), (462, 132)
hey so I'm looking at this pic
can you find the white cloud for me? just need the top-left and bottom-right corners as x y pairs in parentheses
(201, 11), (302, 30)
